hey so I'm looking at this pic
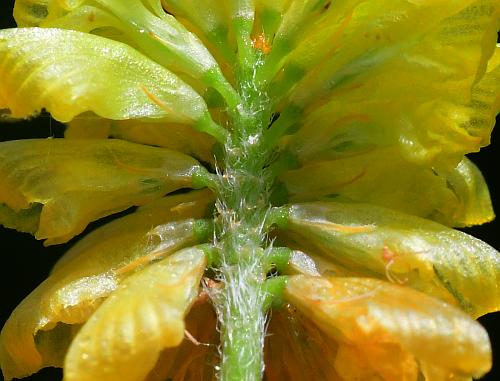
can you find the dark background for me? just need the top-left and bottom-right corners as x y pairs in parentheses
(0, 1), (499, 380)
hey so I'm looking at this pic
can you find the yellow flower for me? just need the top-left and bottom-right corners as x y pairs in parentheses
(0, 0), (499, 380)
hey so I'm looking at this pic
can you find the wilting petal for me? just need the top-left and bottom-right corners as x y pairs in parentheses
(279, 148), (494, 227)
(0, 139), (205, 244)
(63, 246), (207, 381)
(0, 191), (213, 380)
(277, 201), (500, 317)
(0, 27), (223, 137)
(285, 275), (492, 380)
(145, 297), (219, 381)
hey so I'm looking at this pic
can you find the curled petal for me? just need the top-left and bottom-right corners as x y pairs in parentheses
(64, 247), (207, 381)
(269, 1), (499, 165)
(279, 150), (494, 227)
(0, 191), (213, 380)
(284, 275), (492, 380)
(278, 201), (500, 317)
(65, 116), (216, 165)
(0, 28), (219, 130)
(0, 139), (205, 244)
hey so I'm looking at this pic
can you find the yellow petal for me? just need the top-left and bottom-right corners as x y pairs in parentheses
(285, 275), (492, 380)
(0, 138), (204, 244)
(0, 203), (41, 235)
(0, 28), (215, 127)
(280, 148), (494, 227)
(279, 201), (500, 317)
(65, 117), (216, 165)
(0, 192), (212, 380)
(434, 157), (495, 227)
(110, 120), (217, 165)
(161, 0), (236, 64)
(64, 115), (112, 140)
(254, 0), (291, 42)
(40, 4), (132, 46)
(51, 190), (214, 274)
(64, 247), (207, 381)
(285, 249), (357, 278)
(269, 1), (499, 165)
(13, 0), (62, 26)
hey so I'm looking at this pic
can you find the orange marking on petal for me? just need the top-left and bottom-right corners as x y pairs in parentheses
(113, 248), (174, 276)
(140, 84), (175, 115)
(307, 220), (374, 234)
(329, 169), (367, 191)
(105, 145), (163, 175)
(170, 201), (197, 213)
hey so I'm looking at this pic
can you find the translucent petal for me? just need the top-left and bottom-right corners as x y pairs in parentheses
(110, 120), (217, 165)
(65, 116), (217, 165)
(64, 247), (207, 381)
(271, 0), (499, 165)
(285, 249), (357, 278)
(0, 203), (41, 235)
(264, 307), (342, 381)
(91, 0), (238, 108)
(0, 28), (215, 127)
(254, 0), (291, 42)
(256, 0), (332, 82)
(90, 0), (217, 77)
(279, 148), (494, 227)
(434, 157), (495, 227)
(0, 138), (204, 244)
(260, 0), (481, 85)
(40, 4), (134, 48)
(161, 0), (236, 65)
(279, 201), (500, 317)
(0, 192), (212, 380)
(285, 275), (492, 380)
(13, 0), (238, 108)
(51, 190), (215, 273)
(145, 298), (219, 381)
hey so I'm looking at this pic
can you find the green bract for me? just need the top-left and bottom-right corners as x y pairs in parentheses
(0, 1), (499, 381)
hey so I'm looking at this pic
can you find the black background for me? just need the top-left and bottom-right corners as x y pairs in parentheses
(0, 1), (499, 380)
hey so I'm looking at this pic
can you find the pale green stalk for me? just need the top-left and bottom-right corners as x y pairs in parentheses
(210, 51), (277, 380)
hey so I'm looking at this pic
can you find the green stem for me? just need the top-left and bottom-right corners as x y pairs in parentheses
(216, 247), (267, 381)
(211, 68), (274, 381)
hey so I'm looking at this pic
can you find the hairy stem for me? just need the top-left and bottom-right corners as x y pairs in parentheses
(211, 69), (274, 381)
(215, 248), (267, 381)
